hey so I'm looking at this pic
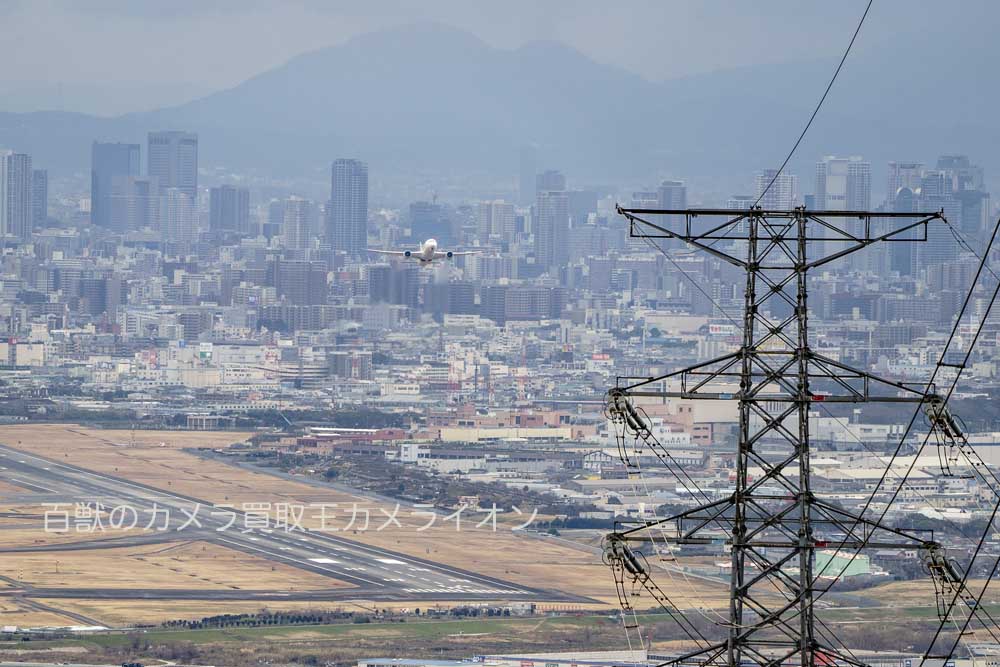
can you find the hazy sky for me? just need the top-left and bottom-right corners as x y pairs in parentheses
(0, 0), (990, 115)
(0, 0), (874, 114)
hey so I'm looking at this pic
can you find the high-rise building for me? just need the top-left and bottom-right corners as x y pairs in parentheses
(535, 170), (568, 270)
(536, 170), (566, 192)
(754, 169), (797, 209)
(936, 154), (984, 192)
(887, 161), (924, 204)
(815, 156), (871, 264)
(655, 180), (687, 248)
(209, 185), (250, 235)
(31, 169), (47, 227)
(409, 201), (451, 244)
(116, 177), (159, 231)
(727, 195), (755, 210)
(889, 187), (918, 276)
(283, 197), (317, 250)
(656, 180), (687, 209)
(477, 199), (515, 242)
(148, 131), (198, 200)
(0, 151), (32, 240)
(270, 259), (328, 306)
(935, 155), (989, 235)
(160, 188), (198, 244)
(917, 171), (962, 267)
(815, 156), (871, 210)
(90, 142), (140, 230)
(328, 159), (368, 256)
(519, 145), (537, 207)
(264, 199), (286, 240)
(567, 189), (598, 227)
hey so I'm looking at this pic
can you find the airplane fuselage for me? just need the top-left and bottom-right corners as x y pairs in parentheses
(416, 238), (438, 262)
(370, 238), (471, 263)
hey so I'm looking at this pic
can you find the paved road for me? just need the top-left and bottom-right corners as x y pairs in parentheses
(0, 443), (590, 605)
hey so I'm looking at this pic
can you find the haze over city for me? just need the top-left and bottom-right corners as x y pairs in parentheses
(0, 2), (999, 667)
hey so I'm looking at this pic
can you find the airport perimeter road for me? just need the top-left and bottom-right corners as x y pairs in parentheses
(0, 443), (590, 604)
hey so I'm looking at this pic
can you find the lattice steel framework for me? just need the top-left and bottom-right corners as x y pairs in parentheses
(605, 207), (948, 667)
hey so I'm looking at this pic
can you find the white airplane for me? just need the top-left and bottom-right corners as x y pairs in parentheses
(368, 238), (479, 264)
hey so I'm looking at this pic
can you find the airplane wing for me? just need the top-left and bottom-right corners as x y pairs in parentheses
(368, 249), (407, 256)
(433, 250), (482, 258)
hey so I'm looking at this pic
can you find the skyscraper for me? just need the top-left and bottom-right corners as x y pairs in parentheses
(656, 180), (687, 209)
(815, 156), (871, 210)
(754, 169), (797, 209)
(160, 188), (198, 245)
(209, 185), (251, 235)
(477, 199), (515, 242)
(656, 180), (687, 247)
(567, 189), (598, 227)
(0, 151), (32, 241)
(535, 170), (568, 270)
(117, 177), (159, 232)
(889, 187), (918, 275)
(283, 197), (317, 250)
(519, 145), (537, 207)
(935, 155), (989, 235)
(936, 154), (984, 192)
(328, 159), (368, 256)
(148, 131), (198, 200)
(91, 142), (140, 230)
(917, 171), (961, 266)
(887, 161), (924, 204)
(264, 199), (285, 240)
(409, 201), (451, 244)
(815, 156), (871, 263)
(727, 195), (755, 210)
(31, 169), (47, 228)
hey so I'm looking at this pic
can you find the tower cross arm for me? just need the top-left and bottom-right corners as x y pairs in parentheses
(617, 205), (944, 270)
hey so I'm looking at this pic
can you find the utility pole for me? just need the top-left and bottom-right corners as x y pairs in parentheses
(605, 206), (948, 667)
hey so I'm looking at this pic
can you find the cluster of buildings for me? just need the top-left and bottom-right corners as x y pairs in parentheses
(0, 133), (999, 579)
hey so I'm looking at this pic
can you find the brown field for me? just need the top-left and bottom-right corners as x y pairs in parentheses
(857, 577), (999, 605)
(0, 539), (351, 592)
(35, 598), (474, 626)
(0, 599), (83, 628)
(0, 424), (731, 626)
(33, 599), (340, 626)
(0, 515), (154, 549)
(0, 478), (39, 495)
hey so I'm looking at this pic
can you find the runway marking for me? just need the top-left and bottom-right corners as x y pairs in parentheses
(216, 537), (383, 586)
(376, 558), (406, 565)
(308, 558), (340, 564)
(403, 587), (526, 595)
(8, 478), (55, 493)
(0, 445), (537, 597)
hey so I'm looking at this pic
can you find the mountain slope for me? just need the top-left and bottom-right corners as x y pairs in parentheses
(2, 22), (998, 195)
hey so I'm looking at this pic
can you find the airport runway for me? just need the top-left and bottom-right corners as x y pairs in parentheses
(0, 443), (590, 605)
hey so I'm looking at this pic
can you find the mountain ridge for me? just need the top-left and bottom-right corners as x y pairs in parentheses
(1, 22), (997, 196)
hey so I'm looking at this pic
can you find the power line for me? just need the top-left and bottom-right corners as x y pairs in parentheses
(754, 0), (874, 207)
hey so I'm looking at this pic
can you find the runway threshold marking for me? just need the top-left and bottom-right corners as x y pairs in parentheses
(216, 537), (383, 587)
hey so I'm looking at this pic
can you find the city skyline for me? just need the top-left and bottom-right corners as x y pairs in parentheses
(0, 4), (999, 664)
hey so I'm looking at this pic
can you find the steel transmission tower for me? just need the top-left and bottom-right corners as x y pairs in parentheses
(604, 206), (949, 667)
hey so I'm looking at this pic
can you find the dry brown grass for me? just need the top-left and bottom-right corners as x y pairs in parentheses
(0, 424), (732, 625)
(33, 599), (373, 626)
(857, 577), (1000, 605)
(0, 478), (38, 495)
(0, 599), (82, 628)
(0, 539), (352, 592)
